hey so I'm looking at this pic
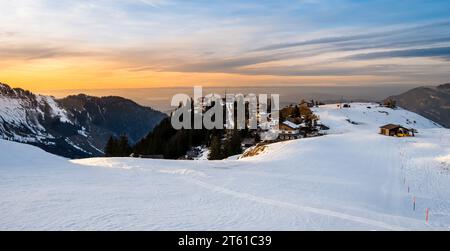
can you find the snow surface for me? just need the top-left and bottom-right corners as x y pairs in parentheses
(0, 93), (71, 143)
(35, 95), (71, 124)
(1, 103), (449, 230)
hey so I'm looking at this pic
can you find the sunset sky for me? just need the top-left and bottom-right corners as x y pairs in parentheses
(1, 0), (450, 92)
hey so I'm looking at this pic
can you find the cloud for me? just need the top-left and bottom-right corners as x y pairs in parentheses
(165, 60), (450, 77)
(347, 47), (450, 61)
(165, 53), (298, 72)
(156, 45), (338, 74)
(231, 64), (450, 77)
(0, 30), (17, 37)
(254, 21), (450, 52)
(1, 0), (450, 86)
(336, 37), (450, 52)
(0, 43), (98, 60)
(138, 0), (169, 7)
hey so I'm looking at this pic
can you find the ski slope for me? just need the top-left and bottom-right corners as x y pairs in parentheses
(0, 103), (449, 230)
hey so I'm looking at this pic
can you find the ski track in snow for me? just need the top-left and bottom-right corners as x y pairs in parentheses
(1, 103), (449, 230)
(185, 177), (408, 230)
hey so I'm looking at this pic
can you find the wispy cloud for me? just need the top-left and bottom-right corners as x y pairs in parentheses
(1, 0), (450, 89)
(347, 47), (450, 61)
(139, 0), (169, 7)
(254, 21), (450, 52)
(0, 43), (98, 60)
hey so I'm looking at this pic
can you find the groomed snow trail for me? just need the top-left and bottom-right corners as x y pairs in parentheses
(184, 178), (408, 230)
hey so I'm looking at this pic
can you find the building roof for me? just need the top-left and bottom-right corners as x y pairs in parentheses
(282, 120), (301, 129)
(380, 124), (409, 130)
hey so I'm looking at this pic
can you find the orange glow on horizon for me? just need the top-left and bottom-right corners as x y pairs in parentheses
(0, 58), (387, 94)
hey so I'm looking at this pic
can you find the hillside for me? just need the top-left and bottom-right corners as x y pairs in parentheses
(0, 103), (449, 230)
(388, 83), (450, 128)
(0, 83), (166, 158)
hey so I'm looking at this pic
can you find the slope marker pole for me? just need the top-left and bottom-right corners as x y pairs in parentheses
(426, 208), (429, 224)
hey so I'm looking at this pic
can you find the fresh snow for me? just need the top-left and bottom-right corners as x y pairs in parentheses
(0, 93), (71, 144)
(282, 120), (301, 129)
(64, 138), (91, 155)
(0, 103), (449, 230)
(0, 96), (48, 138)
(193, 146), (210, 160)
(35, 95), (72, 124)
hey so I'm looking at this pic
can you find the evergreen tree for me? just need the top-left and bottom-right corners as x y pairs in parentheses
(224, 130), (242, 156)
(104, 136), (117, 157)
(131, 97), (259, 160)
(117, 134), (132, 157)
(293, 105), (300, 118)
(208, 136), (223, 160)
(299, 104), (319, 129)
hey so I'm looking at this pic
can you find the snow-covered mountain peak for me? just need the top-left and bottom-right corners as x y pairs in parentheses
(0, 83), (166, 158)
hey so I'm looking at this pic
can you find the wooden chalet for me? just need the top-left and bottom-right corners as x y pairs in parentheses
(279, 120), (302, 140)
(379, 124), (414, 137)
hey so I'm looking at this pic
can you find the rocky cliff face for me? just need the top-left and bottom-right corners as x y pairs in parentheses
(388, 83), (450, 128)
(0, 83), (166, 158)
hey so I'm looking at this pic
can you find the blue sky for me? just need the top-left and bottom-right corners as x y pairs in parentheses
(1, 0), (450, 90)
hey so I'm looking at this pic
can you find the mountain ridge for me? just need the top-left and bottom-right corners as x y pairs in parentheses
(0, 82), (166, 158)
(388, 83), (450, 128)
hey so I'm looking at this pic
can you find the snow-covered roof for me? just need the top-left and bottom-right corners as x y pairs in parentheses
(282, 120), (301, 129)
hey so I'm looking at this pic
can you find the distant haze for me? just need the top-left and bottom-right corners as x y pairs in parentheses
(41, 85), (419, 113)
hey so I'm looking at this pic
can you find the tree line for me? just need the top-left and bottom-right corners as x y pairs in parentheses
(104, 98), (322, 160)
(104, 135), (132, 157)
(105, 99), (254, 160)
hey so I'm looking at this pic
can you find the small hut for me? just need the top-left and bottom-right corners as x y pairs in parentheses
(379, 124), (414, 137)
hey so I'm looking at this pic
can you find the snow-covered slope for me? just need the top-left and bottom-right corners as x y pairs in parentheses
(0, 85), (71, 143)
(1, 103), (449, 230)
(314, 103), (440, 135)
(0, 83), (166, 158)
